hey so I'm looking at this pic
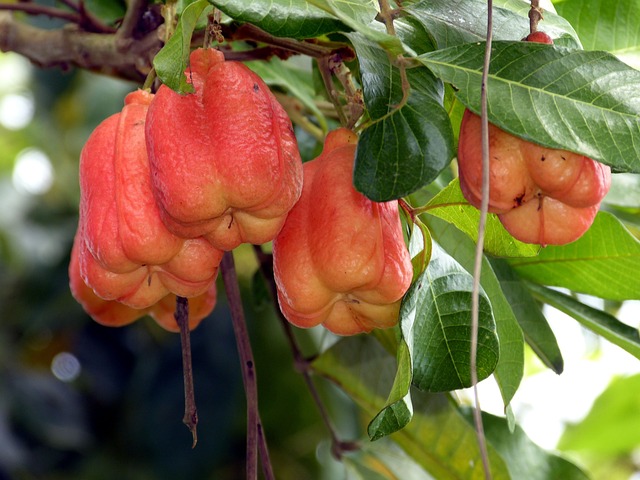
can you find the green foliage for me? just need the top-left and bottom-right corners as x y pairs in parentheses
(418, 41), (640, 172)
(4, 0), (640, 478)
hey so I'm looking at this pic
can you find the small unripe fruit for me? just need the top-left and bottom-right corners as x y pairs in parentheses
(523, 31), (554, 44)
(272, 129), (413, 335)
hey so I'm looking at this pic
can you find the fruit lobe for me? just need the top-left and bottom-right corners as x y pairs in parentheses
(146, 48), (303, 251)
(72, 89), (221, 331)
(457, 109), (611, 245)
(272, 128), (413, 335)
(69, 237), (216, 332)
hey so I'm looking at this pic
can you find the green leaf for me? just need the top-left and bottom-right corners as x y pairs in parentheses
(344, 440), (435, 480)
(207, 0), (345, 38)
(418, 41), (640, 173)
(154, 0), (211, 94)
(462, 410), (590, 480)
(405, 241), (499, 392)
(423, 178), (540, 258)
(406, 0), (581, 49)
(604, 173), (640, 208)
(510, 212), (640, 301)
(246, 57), (328, 132)
(308, 0), (404, 54)
(85, 0), (126, 25)
(349, 34), (454, 201)
(312, 335), (511, 479)
(557, 373), (640, 454)
(489, 258), (563, 374)
(425, 217), (525, 407)
(367, 340), (413, 441)
(554, 0), (640, 68)
(527, 283), (640, 359)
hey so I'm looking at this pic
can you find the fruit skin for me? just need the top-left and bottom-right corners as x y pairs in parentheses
(457, 110), (611, 245)
(72, 89), (221, 330)
(523, 31), (554, 44)
(272, 128), (413, 336)
(146, 48), (303, 251)
(69, 236), (216, 332)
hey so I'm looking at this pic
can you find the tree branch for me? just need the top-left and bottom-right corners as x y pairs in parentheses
(0, 11), (161, 82)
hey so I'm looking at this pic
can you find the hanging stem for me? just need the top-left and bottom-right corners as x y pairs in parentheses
(220, 251), (273, 480)
(174, 296), (198, 447)
(529, 0), (543, 34)
(470, 0), (494, 478)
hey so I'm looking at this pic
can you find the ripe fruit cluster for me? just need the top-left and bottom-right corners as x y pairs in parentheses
(70, 48), (302, 332)
(457, 32), (611, 246)
(71, 48), (413, 336)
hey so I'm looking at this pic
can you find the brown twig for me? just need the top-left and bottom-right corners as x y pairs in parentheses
(471, 0), (494, 478)
(115, 0), (149, 45)
(174, 296), (198, 447)
(529, 0), (544, 34)
(0, 2), (115, 33)
(252, 246), (360, 460)
(220, 252), (273, 480)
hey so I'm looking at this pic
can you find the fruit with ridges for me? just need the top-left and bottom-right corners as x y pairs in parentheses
(69, 237), (217, 332)
(272, 128), (413, 336)
(71, 89), (221, 331)
(145, 48), (303, 251)
(457, 109), (611, 246)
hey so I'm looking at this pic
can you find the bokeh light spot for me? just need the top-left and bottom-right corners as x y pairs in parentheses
(0, 92), (34, 130)
(12, 148), (54, 195)
(51, 352), (82, 382)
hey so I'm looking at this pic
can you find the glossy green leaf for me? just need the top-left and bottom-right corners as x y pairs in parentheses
(489, 258), (563, 374)
(528, 283), (640, 359)
(208, 0), (345, 38)
(426, 217), (524, 407)
(406, 0), (581, 49)
(246, 57), (328, 132)
(510, 212), (640, 301)
(464, 410), (590, 480)
(154, 0), (210, 94)
(405, 241), (499, 392)
(350, 34), (454, 201)
(312, 335), (511, 479)
(554, 0), (640, 68)
(418, 41), (640, 173)
(423, 178), (540, 258)
(557, 373), (640, 454)
(308, 0), (404, 54)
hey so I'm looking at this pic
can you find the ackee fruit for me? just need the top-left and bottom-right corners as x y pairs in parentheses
(272, 129), (413, 335)
(145, 48), (303, 251)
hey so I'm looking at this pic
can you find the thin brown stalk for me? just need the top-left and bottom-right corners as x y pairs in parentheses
(220, 251), (273, 480)
(470, 0), (494, 478)
(174, 296), (198, 447)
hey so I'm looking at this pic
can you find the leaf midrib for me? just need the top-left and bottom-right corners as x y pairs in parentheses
(420, 50), (640, 120)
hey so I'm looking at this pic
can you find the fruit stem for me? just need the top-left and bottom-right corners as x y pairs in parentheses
(529, 0), (544, 34)
(174, 296), (198, 448)
(220, 251), (274, 480)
